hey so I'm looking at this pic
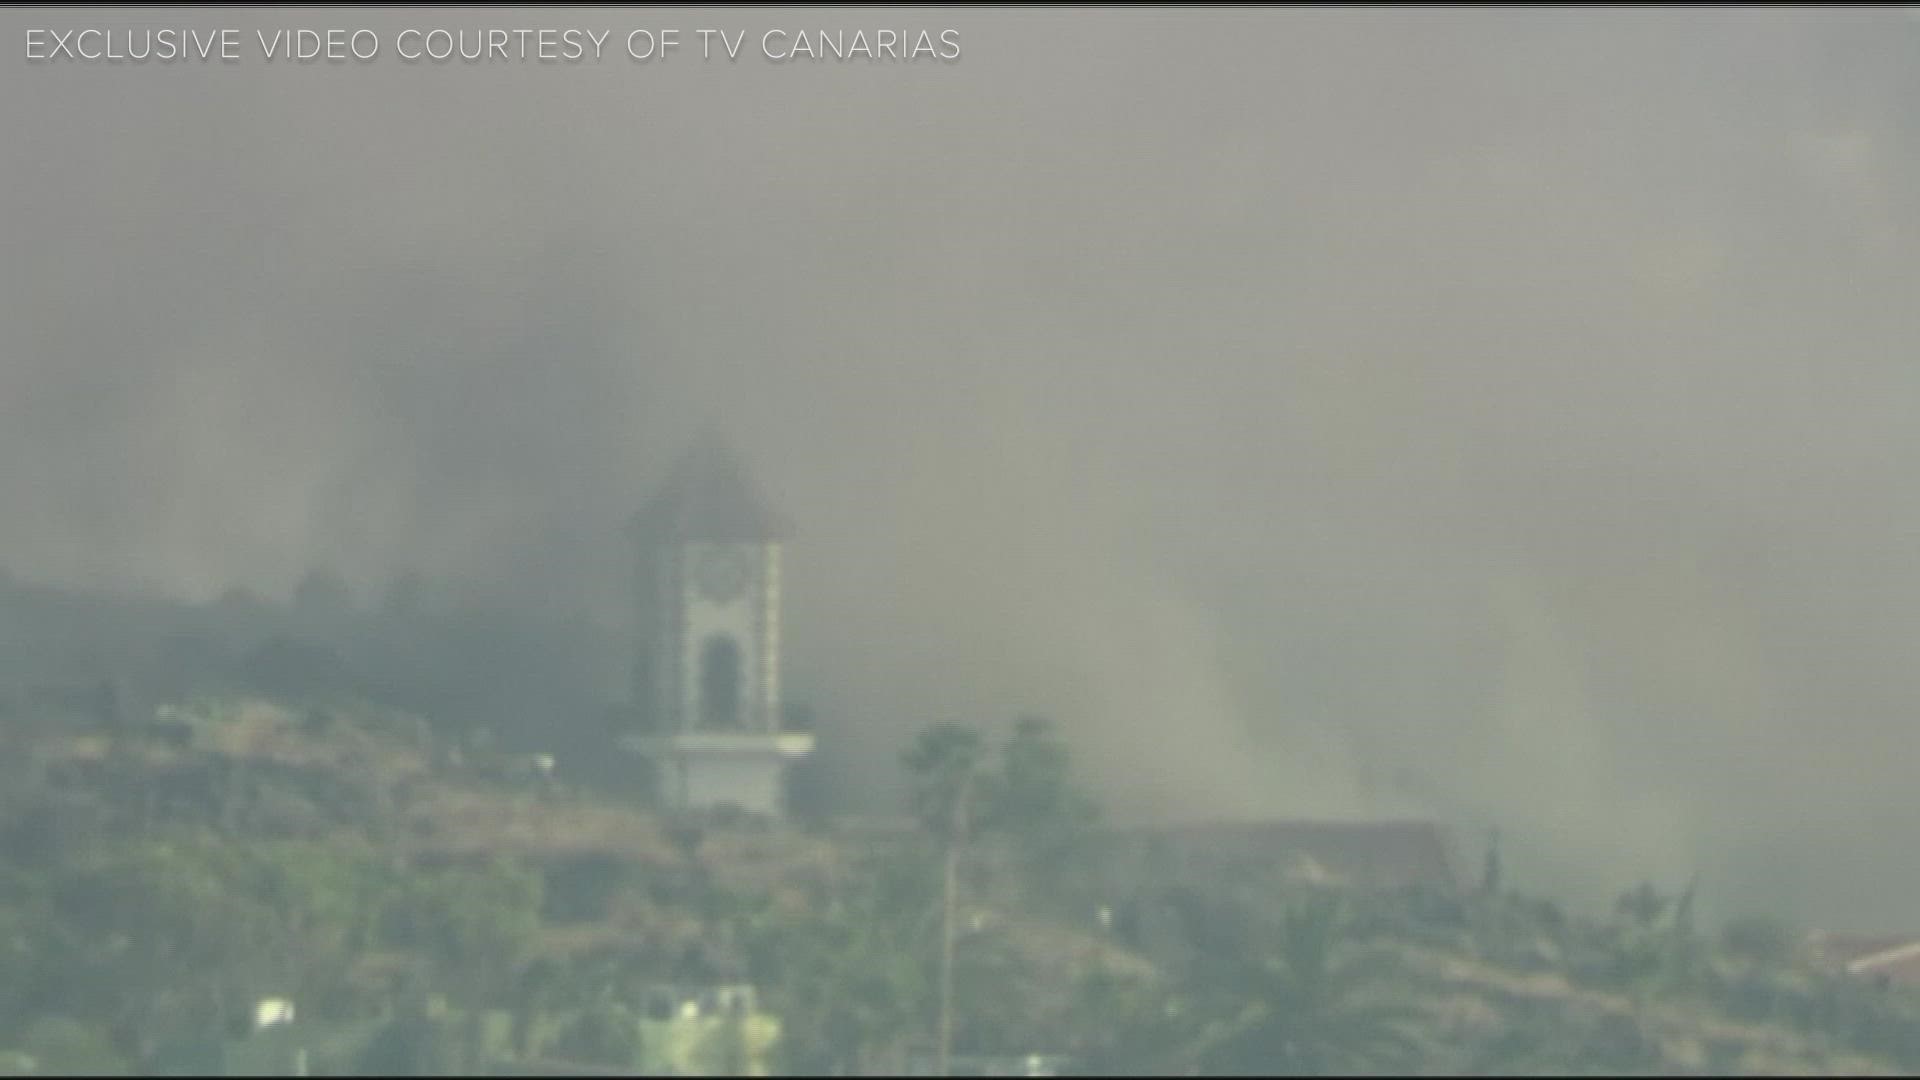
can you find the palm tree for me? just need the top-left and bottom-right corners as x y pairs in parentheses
(901, 723), (993, 1075)
(1186, 893), (1423, 1076)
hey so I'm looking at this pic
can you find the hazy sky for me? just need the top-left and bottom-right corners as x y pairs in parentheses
(6, 7), (1920, 926)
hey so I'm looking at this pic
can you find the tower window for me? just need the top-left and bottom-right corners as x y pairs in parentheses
(699, 634), (744, 730)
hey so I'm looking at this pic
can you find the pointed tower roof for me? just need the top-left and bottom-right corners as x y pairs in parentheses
(633, 431), (791, 542)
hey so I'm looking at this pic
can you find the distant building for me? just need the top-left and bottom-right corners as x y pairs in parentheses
(619, 434), (814, 819)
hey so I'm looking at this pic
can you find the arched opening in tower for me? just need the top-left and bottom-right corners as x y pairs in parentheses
(699, 634), (744, 731)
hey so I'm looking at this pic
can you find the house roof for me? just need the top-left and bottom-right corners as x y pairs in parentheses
(632, 432), (790, 543)
(1809, 931), (1920, 986)
(1850, 942), (1920, 981)
(1111, 818), (1463, 893)
(835, 816), (1462, 893)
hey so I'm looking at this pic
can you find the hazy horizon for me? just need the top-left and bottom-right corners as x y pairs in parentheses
(7, 6), (1920, 930)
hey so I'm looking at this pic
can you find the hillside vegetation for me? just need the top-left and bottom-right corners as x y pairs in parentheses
(0, 690), (1917, 1075)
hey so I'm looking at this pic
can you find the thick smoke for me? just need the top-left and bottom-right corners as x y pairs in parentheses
(5, 8), (1920, 927)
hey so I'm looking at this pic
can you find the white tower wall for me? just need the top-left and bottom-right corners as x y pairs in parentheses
(623, 440), (811, 819)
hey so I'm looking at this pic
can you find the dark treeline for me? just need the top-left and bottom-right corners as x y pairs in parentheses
(0, 567), (626, 780)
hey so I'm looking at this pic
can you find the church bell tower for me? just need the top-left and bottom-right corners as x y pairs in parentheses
(620, 433), (814, 817)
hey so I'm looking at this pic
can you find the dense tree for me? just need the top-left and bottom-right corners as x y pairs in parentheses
(356, 996), (465, 1076)
(4, 689), (1920, 1076)
(377, 860), (544, 1008)
(1184, 892), (1422, 1076)
(292, 568), (354, 620)
(16, 1015), (128, 1075)
(986, 715), (1102, 908)
(1721, 915), (1795, 967)
(901, 723), (994, 843)
(239, 635), (354, 700)
(747, 849), (939, 1075)
(547, 999), (640, 1069)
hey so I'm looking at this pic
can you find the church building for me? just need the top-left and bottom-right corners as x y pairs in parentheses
(619, 435), (815, 818)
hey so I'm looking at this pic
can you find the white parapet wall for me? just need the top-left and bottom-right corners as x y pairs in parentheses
(622, 732), (815, 818)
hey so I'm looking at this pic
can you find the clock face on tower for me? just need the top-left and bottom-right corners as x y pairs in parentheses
(694, 547), (751, 602)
